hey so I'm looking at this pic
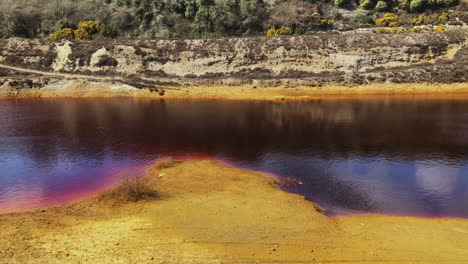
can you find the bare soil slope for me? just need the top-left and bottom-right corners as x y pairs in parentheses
(0, 30), (467, 99)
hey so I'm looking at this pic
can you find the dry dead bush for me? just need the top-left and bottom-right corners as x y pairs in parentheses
(100, 173), (158, 203)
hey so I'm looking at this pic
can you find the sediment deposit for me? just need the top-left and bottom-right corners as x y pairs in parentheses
(1, 160), (468, 264)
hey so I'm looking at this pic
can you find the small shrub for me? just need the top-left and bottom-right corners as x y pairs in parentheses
(438, 12), (449, 23)
(409, 0), (425, 12)
(353, 12), (374, 25)
(74, 28), (91, 40)
(390, 27), (405, 33)
(378, 27), (408, 34)
(47, 28), (75, 40)
(99, 25), (119, 38)
(334, 0), (349, 7)
(375, 1), (389, 11)
(75, 21), (102, 40)
(266, 26), (292, 36)
(434, 0), (459, 7)
(319, 19), (333, 28)
(78, 21), (101, 35)
(277, 26), (292, 35)
(434, 24), (445, 32)
(266, 27), (278, 36)
(307, 18), (333, 30)
(375, 13), (400, 26)
(410, 27), (426, 32)
(360, 0), (375, 10)
(46, 21), (103, 40)
(411, 14), (432, 25)
(398, 0), (411, 10)
(377, 27), (390, 33)
(95, 55), (118, 67)
(100, 174), (158, 203)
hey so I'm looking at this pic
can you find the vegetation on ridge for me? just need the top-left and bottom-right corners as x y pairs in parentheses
(0, 0), (465, 39)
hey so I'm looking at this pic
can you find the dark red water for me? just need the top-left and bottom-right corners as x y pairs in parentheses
(0, 98), (467, 217)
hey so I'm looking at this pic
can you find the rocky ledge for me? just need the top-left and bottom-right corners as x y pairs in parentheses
(0, 30), (467, 91)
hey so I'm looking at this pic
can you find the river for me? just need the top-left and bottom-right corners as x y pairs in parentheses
(0, 98), (467, 217)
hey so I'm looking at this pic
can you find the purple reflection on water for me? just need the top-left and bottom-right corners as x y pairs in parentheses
(0, 98), (467, 217)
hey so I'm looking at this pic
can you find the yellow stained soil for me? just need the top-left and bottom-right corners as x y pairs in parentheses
(1, 82), (468, 101)
(1, 160), (468, 264)
(165, 82), (468, 101)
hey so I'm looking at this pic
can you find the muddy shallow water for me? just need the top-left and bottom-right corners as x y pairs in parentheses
(0, 98), (467, 217)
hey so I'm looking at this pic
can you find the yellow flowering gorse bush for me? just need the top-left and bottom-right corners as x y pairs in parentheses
(47, 21), (102, 40)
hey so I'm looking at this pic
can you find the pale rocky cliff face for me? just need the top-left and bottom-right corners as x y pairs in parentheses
(0, 30), (467, 89)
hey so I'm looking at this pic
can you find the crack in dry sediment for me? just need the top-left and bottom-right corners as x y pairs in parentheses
(1, 160), (468, 263)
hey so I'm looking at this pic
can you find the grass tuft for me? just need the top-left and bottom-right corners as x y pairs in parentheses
(100, 173), (158, 203)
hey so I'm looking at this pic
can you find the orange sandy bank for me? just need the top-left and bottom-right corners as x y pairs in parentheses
(1, 160), (468, 263)
(1, 81), (468, 101)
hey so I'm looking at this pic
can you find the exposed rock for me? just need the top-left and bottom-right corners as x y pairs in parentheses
(51, 40), (73, 72)
(0, 30), (467, 88)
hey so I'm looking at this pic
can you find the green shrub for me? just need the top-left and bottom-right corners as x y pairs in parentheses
(2, 0), (459, 39)
(435, 0), (459, 7)
(318, 19), (333, 28)
(277, 26), (292, 35)
(47, 28), (75, 40)
(266, 26), (292, 36)
(434, 24), (445, 31)
(375, 13), (400, 26)
(99, 25), (119, 38)
(78, 21), (101, 35)
(438, 12), (449, 23)
(377, 27), (390, 33)
(360, 0), (375, 9)
(73, 28), (91, 40)
(74, 21), (102, 40)
(409, 0), (425, 12)
(334, 0), (349, 7)
(410, 27), (427, 32)
(398, 0), (411, 10)
(390, 27), (405, 33)
(411, 14), (432, 25)
(266, 27), (277, 36)
(377, 27), (410, 34)
(47, 21), (102, 40)
(353, 12), (375, 25)
(375, 1), (389, 11)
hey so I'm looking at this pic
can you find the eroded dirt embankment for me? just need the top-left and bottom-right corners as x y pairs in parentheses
(1, 160), (468, 264)
(0, 30), (467, 99)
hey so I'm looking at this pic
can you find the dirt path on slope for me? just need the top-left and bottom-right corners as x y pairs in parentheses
(0, 63), (121, 82)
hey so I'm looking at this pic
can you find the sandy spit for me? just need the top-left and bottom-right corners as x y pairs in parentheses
(1, 160), (468, 264)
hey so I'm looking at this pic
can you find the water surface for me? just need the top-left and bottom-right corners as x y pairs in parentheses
(0, 98), (467, 217)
